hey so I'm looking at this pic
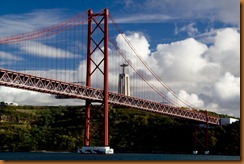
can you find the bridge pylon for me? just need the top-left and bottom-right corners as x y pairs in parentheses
(77, 8), (113, 154)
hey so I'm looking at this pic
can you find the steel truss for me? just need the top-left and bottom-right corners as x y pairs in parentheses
(85, 9), (109, 147)
(0, 68), (220, 125)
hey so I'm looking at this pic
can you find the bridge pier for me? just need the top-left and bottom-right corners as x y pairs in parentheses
(192, 111), (210, 155)
(78, 146), (114, 154)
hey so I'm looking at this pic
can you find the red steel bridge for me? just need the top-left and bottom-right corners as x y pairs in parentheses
(0, 9), (220, 153)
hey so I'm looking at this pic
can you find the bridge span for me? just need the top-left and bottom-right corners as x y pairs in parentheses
(0, 68), (220, 125)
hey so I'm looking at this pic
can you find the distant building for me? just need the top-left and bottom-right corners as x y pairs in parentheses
(220, 118), (239, 125)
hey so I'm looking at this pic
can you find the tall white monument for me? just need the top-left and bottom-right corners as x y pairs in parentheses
(118, 64), (130, 96)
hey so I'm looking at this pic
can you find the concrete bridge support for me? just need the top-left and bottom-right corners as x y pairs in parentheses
(193, 111), (209, 155)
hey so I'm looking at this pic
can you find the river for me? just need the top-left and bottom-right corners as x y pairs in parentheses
(0, 152), (240, 160)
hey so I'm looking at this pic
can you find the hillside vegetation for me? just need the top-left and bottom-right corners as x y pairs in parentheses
(0, 104), (240, 155)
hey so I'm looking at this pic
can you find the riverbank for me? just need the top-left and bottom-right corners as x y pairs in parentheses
(0, 105), (240, 155)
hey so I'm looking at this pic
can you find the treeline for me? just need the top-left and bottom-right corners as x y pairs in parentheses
(0, 105), (240, 155)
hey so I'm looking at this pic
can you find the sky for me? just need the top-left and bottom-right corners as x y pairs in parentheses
(0, 0), (240, 117)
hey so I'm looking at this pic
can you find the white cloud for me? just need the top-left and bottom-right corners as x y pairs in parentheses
(152, 38), (210, 85)
(205, 103), (238, 117)
(175, 23), (199, 37)
(0, 51), (24, 66)
(148, 28), (239, 116)
(194, 27), (238, 45)
(118, 0), (240, 25)
(211, 0), (240, 25)
(168, 90), (205, 108)
(23, 69), (77, 83)
(0, 9), (67, 37)
(116, 33), (151, 60)
(115, 32), (158, 81)
(19, 41), (79, 58)
(0, 27), (240, 117)
(0, 86), (84, 106)
(0, 51), (23, 61)
(114, 14), (175, 23)
(0, 68), (84, 107)
(178, 90), (204, 108)
(77, 29), (239, 117)
(203, 28), (240, 76)
(214, 72), (240, 101)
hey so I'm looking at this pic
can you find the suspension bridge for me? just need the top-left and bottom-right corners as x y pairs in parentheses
(0, 9), (220, 154)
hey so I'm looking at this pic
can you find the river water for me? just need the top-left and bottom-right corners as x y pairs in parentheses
(0, 152), (240, 160)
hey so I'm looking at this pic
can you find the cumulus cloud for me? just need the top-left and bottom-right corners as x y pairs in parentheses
(113, 30), (239, 118)
(194, 27), (240, 45)
(203, 28), (240, 76)
(168, 90), (205, 108)
(147, 28), (239, 116)
(214, 72), (240, 101)
(116, 32), (151, 60)
(115, 32), (158, 82)
(151, 37), (210, 87)
(178, 90), (204, 108)
(0, 27), (240, 117)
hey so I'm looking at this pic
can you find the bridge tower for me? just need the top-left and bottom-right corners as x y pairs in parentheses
(118, 63), (130, 96)
(78, 8), (113, 154)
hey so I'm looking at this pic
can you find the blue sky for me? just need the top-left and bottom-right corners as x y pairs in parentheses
(0, 0), (240, 47)
(0, 0), (241, 117)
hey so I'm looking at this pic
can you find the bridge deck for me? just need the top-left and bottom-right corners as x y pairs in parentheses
(0, 68), (220, 125)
